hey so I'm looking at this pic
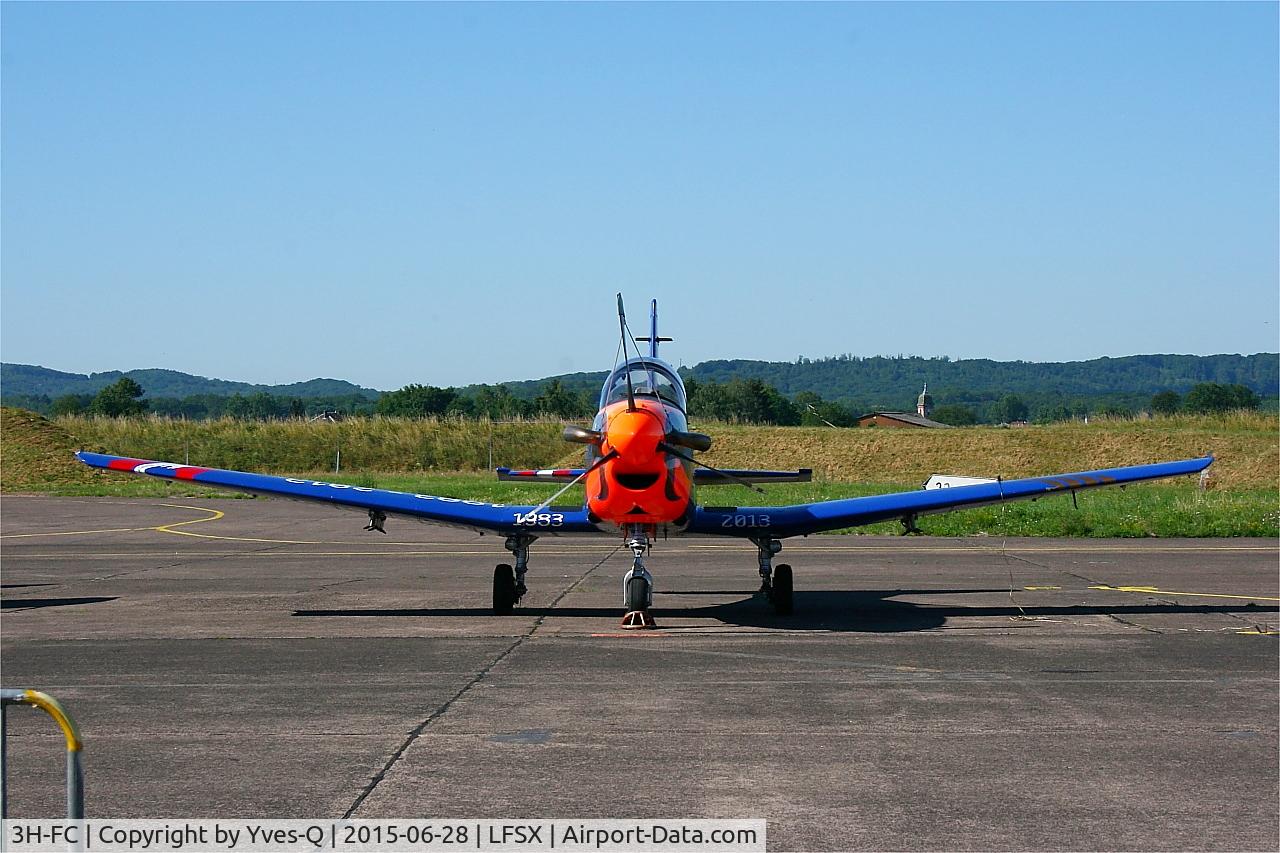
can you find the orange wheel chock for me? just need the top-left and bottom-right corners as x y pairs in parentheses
(620, 610), (658, 630)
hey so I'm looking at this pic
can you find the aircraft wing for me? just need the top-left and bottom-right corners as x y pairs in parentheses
(685, 456), (1213, 538)
(76, 452), (603, 536)
(694, 468), (812, 485)
(497, 467), (813, 485)
(496, 467), (585, 484)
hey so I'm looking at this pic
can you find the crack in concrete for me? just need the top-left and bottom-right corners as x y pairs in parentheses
(90, 544), (288, 582)
(342, 546), (622, 818)
(1003, 553), (1169, 632)
(310, 577), (368, 593)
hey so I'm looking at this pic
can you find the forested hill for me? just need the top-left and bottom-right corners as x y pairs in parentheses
(1, 364), (380, 400)
(5, 353), (1276, 417)
(687, 353), (1278, 403)
(482, 353), (1277, 405)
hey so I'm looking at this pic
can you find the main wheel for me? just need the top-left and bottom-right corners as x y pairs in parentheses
(771, 564), (793, 615)
(624, 575), (651, 612)
(493, 563), (517, 615)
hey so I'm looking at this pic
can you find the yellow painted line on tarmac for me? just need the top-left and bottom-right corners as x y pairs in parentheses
(2, 503), (224, 539)
(152, 530), (512, 546)
(17, 549), (612, 559)
(687, 544), (1275, 553)
(1089, 584), (1280, 602)
(1, 525), (159, 539)
(147, 527), (616, 549)
(154, 504), (224, 531)
(153, 529), (345, 544)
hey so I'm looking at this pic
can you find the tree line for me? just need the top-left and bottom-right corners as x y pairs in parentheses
(691, 352), (1276, 401)
(21, 375), (1268, 425)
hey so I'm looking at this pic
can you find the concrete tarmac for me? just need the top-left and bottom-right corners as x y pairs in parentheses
(1, 495), (1276, 850)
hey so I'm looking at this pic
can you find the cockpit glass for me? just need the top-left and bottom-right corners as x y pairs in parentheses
(602, 364), (685, 410)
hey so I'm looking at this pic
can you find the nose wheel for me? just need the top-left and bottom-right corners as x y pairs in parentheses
(625, 574), (651, 612)
(620, 524), (658, 629)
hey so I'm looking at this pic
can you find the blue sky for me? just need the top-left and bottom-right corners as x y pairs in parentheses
(3, 2), (1276, 390)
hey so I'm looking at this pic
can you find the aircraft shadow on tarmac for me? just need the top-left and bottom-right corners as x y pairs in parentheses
(293, 588), (1280, 633)
(1, 596), (118, 611)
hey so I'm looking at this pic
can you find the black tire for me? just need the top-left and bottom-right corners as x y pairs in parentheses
(771, 564), (793, 615)
(493, 564), (517, 615)
(624, 575), (650, 612)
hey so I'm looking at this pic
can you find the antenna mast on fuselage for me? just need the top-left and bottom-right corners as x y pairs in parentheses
(635, 298), (672, 359)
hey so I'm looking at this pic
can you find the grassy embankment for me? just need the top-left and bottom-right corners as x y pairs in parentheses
(3, 407), (1276, 536)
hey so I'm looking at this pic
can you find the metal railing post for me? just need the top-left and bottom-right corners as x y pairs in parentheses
(2, 698), (8, 820)
(0, 688), (84, 821)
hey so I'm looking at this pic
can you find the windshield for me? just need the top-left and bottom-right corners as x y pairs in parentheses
(601, 362), (686, 410)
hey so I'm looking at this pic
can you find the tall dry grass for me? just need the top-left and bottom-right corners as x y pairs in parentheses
(688, 415), (1278, 490)
(55, 411), (1279, 490)
(62, 415), (569, 473)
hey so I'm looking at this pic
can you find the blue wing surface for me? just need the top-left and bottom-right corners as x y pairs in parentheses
(685, 457), (1213, 538)
(76, 452), (603, 536)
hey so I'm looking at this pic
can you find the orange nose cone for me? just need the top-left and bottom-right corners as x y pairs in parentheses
(605, 408), (664, 462)
(587, 400), (693, 527)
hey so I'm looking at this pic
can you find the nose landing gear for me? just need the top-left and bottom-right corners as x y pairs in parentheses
(620, 524), (657, 629)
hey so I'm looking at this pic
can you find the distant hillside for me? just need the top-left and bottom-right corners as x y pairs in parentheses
(1, 363), (381, 401)
(5, 352), (1276, 419)
(464, 370), (611, 401)
(476, 353), (1278, 410)
(686, 353), (1277, 402)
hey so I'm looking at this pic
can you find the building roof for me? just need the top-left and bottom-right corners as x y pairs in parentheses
(857, 411), (951, 428)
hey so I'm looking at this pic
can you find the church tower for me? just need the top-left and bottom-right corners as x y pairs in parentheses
(917, 384), (932, 418)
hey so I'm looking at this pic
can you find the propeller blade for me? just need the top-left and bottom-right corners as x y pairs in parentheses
(658, 443), (765, 494)
(563, 425), (602, 445)
(665, 430), (712, 452)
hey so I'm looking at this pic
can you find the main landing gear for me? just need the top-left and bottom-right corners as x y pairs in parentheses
(621, 524), (657, 629)
(490, 529), (794, 621)
(752, 536), (792, 615)
(493, 534), (534, 615)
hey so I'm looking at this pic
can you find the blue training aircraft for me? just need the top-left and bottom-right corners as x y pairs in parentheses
(78, 296), (1212, 628)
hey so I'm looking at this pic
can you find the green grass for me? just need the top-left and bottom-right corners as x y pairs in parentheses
(44, 410), (1280, 488)
(4, 408), (1275, 536)
(55, 414), (569, 472)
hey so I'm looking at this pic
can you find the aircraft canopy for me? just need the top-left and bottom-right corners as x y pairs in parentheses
(600, 359), (686, 410)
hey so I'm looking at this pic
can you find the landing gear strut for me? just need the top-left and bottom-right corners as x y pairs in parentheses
(620, 524), (657, 629)
(493, 534), (535, 615)
(752, 536), (792, 615)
